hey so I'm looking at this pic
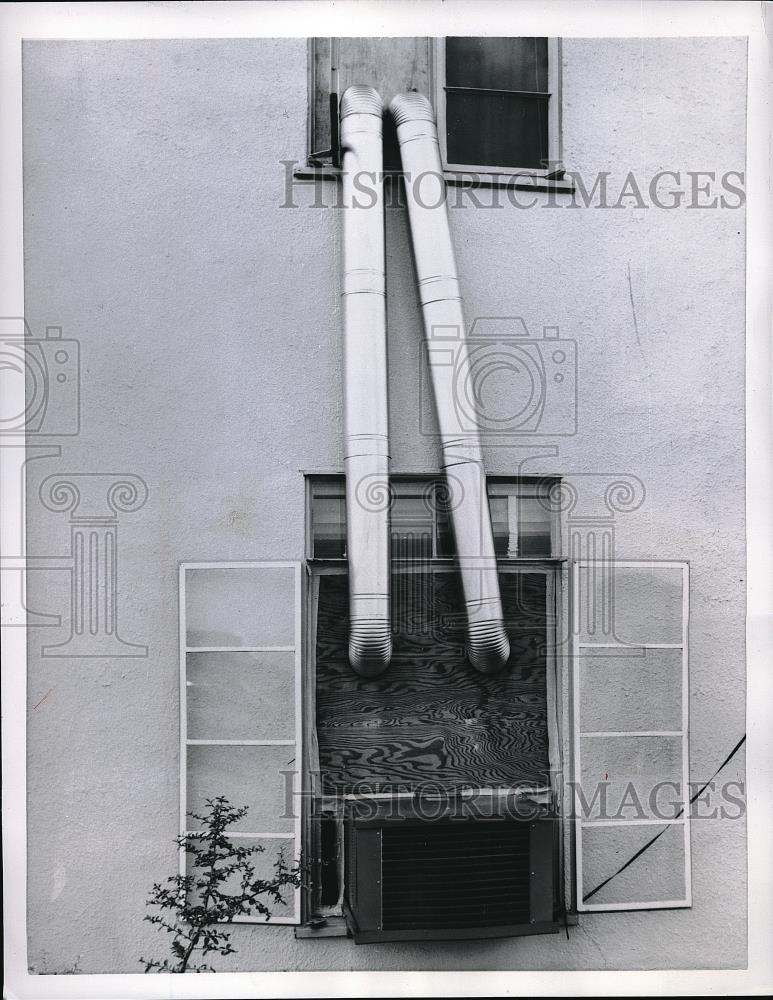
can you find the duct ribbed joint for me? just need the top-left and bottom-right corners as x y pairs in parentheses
(389, 91), (435, 126)
(348, 620), (393, 678)
(466, 619), (512, 674)
(340, 86), (384, 123)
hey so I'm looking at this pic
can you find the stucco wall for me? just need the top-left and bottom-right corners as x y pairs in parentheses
(22, 37), (746, 972)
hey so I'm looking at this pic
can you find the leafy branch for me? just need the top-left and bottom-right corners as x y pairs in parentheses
(140, 796), (301, 973)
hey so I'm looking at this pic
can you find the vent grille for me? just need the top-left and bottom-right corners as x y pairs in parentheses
(380, 821), (531, 930)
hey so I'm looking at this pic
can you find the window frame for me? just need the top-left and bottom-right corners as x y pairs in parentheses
(432, 37), (563, 181)
(306, 473), (563, 562)
(178, 561), (304, 926)
(570, 559), (692, 912)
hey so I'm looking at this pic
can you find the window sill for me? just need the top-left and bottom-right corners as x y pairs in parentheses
(295, 916), (349, 939)
(294, 164), (575, 194)
(307, 557), (568, 565)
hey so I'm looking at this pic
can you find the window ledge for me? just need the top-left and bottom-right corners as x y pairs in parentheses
(293, 164), (575, 194)
(295, 916), (349, 939)
(306, 557), (568, 565)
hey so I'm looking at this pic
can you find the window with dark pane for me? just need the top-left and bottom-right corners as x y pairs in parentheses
(444, 37), (550, 170)
(311, 488), (346, 558)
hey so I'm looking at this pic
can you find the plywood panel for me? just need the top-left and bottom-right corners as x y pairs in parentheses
(336, 37), (431, 107)
(311, 37), (432, 168)
(315, 572), (550, 793)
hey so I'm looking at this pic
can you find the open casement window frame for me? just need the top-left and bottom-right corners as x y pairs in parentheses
(305, 37), (564, 183)
(178, 561), (303, 925)
(306, 37), (341, 166)
(570, 559), (692, 913)
(302, 477), (568, 929)
(432, 37), (563, 181)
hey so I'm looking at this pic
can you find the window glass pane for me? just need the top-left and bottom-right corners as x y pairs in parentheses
(581, 823), (687, 906)
(580, 649), (683, 733)
(391, 495), (433, 559)
(312, 494), (346, 558)
(446, 90), (549, 169)
(489, 496), (509, 556)
(577, 564), (684, 647)
(185, 567), (295, 647)
(446, 37), (548, 92)
(186, 745), (295, 833)
(518, 495), (552, 556)
(187, 651), (295, 741)
(579, 736), (683, 823)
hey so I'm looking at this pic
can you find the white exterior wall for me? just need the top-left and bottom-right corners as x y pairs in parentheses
(22, 37), (746, 971)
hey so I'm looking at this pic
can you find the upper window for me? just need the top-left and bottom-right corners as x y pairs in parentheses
(436, 37), (560, 176)
(307, 37), (561, 177)
(308, 476), (558, 560)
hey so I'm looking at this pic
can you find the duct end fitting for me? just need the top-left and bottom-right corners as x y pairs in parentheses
(349, 621), (393, 678)
(389, 91), (435, 127)
(341, 85), (384, 121)
(466, 620), (511, 674)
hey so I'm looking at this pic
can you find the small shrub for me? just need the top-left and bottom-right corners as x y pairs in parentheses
(140, 796), (301, 973)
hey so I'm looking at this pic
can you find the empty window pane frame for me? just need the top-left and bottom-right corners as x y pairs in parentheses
(434, 37), (562, 178)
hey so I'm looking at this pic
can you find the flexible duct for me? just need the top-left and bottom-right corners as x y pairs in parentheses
(340, 86), (392, 676)
(390, 92), (510, 674)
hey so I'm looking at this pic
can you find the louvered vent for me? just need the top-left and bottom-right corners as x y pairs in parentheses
(381, 820), (530, 930)
(345, 811), (559, 943)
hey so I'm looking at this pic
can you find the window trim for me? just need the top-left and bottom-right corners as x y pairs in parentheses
(432, 37), (563, 180)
